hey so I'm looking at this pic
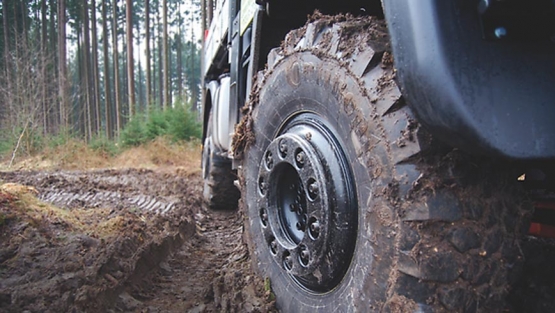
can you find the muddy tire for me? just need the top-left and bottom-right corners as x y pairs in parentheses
(240, 15), (530, 312)
(202, 115), (240, 210)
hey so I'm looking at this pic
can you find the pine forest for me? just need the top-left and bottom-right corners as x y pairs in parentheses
(0, 0), (202, 156)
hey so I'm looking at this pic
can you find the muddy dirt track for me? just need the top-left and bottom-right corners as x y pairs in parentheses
(0, 169), (275, 313)
(0, 168), (554, 312)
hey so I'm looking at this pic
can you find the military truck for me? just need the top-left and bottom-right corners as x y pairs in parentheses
(200, 0), (555, 311)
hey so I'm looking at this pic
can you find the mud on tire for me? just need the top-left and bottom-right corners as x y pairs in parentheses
(239, 15), (531, 312)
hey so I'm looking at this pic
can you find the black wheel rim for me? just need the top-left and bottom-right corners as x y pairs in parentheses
(257, 112), (358, 293)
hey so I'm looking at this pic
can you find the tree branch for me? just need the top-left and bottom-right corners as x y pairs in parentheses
(9, 119), (30, 168)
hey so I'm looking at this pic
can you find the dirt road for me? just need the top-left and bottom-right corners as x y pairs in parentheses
(0, 169), (275, 312)
(0, 167), (554, 312)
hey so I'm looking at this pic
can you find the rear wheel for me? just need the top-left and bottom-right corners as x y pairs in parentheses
(239, 15), (530, 312)
(202, 114), (240, 210)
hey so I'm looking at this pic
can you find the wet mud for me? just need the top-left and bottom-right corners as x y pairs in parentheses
(0, 169), (275, 312)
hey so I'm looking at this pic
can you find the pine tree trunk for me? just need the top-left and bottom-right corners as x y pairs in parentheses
(136, 22), (142, 110)
(3, 0), (13, 126)
(122, 32), (127, 117)
(91, 0), (101, 136)
(177, 29), (183, 100)
(47, 0), (58, 132)
(112, 0), (121, 136)
(20, 1), (28, 46)
(168, 41), (172, 106)
(145, 0), (151, 109)
(77, 32), (86, 137)
(126, 0), (135, 117)
(49, 0), (57, 71)
(58, 0), (69, 128)
(83, 0), (94, 140)
(162, 0), (169, 110)
(138, 52), (143, 110)
(190, 12), (197, 110)
(13, 2), (20, 110)
(41, 0), (48, 134)
(102, 0), (113, 139)
(157, 7), (162, 109)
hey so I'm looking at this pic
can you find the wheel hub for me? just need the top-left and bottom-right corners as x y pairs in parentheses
(257, 114), (357, 292)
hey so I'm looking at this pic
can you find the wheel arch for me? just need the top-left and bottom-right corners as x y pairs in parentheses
(382, 0), (555, 159)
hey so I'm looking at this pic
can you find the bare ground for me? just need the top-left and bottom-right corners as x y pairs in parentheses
(0, 168), (275, 313)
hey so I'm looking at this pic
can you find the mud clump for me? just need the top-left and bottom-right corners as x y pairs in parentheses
(232, 73), (260, 159)
(0, 169), (276, 312)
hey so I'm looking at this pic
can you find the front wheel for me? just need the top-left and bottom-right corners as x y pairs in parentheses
(239, 15), (530, 312)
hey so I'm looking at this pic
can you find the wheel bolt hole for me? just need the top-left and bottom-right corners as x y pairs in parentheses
(295, 149), (306, 168)
(265, 151), (274, 169)
(289, 202), (305, 216)
(259, 208), (268, 227)
(308, 217), (320, 239)
(289, 203), (297, 212)
(307, 178), (318, 201)
(295, 221), (305, 231)
(283, 251), (293, 271)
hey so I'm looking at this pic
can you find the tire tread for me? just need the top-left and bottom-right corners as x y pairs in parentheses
(240, 14), (530, 312)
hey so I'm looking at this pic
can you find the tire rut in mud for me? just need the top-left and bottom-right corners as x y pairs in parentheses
(124, 206), (276, 312)
(0, 169), (275, 312)
(1, 169), (193, 215)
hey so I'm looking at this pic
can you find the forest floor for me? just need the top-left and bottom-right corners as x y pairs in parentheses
(0, 140), (553, 312)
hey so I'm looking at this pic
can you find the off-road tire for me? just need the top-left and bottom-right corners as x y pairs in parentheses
(202, 115), (240, 210)
(239, 15), (530, 312)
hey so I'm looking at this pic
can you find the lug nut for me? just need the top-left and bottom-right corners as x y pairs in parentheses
(284, 255), (293, 270)
(310, 221), (320, 233)
(259, 178), (266, 194)
(308, 217), (320, 239)
(308, 182), (318, 195)
(265, 152), (274, 168)
(260, 208), (268, 226)
(296, 221), (305, 231)
(295, 151), (306, 167)
(279, 140), (288, 155)
(299, 247), (310, 265)
(270, 240), (278, 254)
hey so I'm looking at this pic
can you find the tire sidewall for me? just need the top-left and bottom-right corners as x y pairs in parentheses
(244, 53), (392, 311)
